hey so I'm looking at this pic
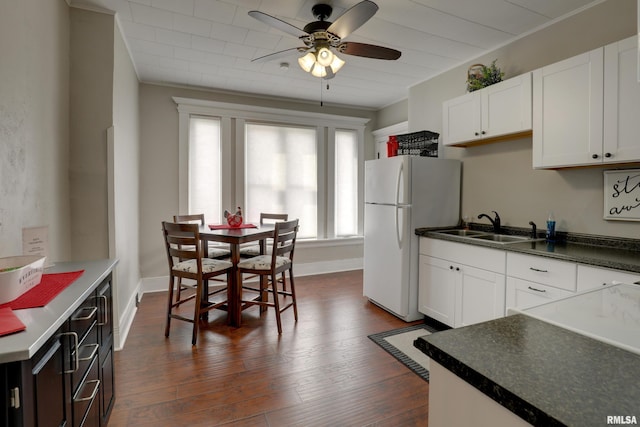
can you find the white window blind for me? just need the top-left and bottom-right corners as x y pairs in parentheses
(335, 129), (358, 237)
(245, 123), (317, 239)
(188, 116), (222, 224)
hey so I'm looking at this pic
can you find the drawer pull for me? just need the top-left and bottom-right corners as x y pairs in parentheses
(60, 332), (80, 373)
(528, 286), (546, 293)
(78, 343), (99, 362)
(98, 295), (108, 326)
(72, 306), (97, 322)
(529, 267), (548, 273)
(74, 379), (100, 403)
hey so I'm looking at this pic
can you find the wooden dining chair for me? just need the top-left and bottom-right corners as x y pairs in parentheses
(162, 221), (233, 345)
(173, 213), (231, 258)
(239, 212), (289, 257)
(238, 219), (299, 334)
(173, 213), (231, 302)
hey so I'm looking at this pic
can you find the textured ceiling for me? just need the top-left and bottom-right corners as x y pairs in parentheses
(69, 0), (600, 109)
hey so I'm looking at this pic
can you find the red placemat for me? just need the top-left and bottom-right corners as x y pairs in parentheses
(0, 270), (84, 310)
(209, 223), (257, 230)
(0, 307), (26, 336)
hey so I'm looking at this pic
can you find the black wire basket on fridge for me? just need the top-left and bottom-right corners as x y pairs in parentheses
(395, 130), (439, 157)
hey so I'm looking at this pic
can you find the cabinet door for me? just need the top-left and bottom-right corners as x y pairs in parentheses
(533, 48), (604, 168)
(505, 277), (574, 312)
(603, 36), (640, 163)
(456, 265), (505, 327)
(418, 255), (456, 327)
(442, 91), (481, 145)
(31, 332), (69, 427)
(482, 73), (532, 140)
(576, 265), (640, 293)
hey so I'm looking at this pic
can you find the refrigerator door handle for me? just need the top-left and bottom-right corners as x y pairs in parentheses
(395, 160), (403, 206)
(395, 206), (405, 250)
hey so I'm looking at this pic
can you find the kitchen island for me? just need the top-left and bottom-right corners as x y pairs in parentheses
(415, 313), (640, 426)
(0, 259), (118, 427)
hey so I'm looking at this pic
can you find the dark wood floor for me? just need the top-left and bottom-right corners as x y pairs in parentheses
(107, 270), (429, 426)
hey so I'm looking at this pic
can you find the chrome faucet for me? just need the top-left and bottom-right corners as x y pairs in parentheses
(478, 211), (501, 234)
(529, 221), (537, 239)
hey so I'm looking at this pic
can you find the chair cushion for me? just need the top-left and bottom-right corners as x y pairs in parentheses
(239, 244), (272, 257)
(207, 245), (231, 258)
(173, 258), (232, 274)
(237, 255), (290, 271)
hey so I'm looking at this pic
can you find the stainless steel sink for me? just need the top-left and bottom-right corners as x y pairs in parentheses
(435, 229), (487, 237)
(433, 229), (543, 245)
(470, 234), (532, 243)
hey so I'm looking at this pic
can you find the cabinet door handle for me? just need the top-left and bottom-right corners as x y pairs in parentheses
(604, 152), (612, 158)
(72, 306), (97, 322)
(529, 267), (548, 273)
(528, 286), (546, 293)
(77, 343), (100, 362)
(60, 331), (80, 373)
(474, 132), (479, 136)
(74, 379), (100, 402)
(592, 154), (599, 159)
(98, 295), (108, 326)
(481, 130), (486, 135)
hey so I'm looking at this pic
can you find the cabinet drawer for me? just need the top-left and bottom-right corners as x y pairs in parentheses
(73, 356), (100, 427)
(69, 297), (98, 343)
(71, 324), (99, 394)
(507, 253), (576, 291)
(506, 277), (575, 312)
(420, 238), (505, 273)
(576, 265), (640, 292)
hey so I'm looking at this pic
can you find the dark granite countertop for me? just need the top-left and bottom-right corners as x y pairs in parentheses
(414, 314), (640, 426)
(416, 225), (640, 274)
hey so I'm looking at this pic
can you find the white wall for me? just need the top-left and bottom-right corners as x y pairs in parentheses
(405, 0), (639, 238)
(0, 0), (71, 261)
(111, 19), (142, 346)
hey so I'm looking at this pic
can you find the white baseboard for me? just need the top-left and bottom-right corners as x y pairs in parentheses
(140, 257), (363, 294)
(114, 279), (141, 351)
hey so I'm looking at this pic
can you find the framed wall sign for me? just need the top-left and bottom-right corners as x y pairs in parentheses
(604, 169), (640, 221)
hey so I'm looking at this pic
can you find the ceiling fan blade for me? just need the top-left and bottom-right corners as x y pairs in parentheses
(338, 42), (401, 60)
(327, 0), (378, 39)
(252, 47), (307, 63)
(248, 10), (308, 38)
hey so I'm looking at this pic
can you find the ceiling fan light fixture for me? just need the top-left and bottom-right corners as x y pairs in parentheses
(298, 52), (316, 72)
(328, 55), (345, 73)
(311, 64), (327, 78)
(316, 46), (334, 67)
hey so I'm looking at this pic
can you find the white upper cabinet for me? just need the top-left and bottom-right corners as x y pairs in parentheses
(603, 36), (640, 163)
(533, 36), (640, 169)
(442, 73), (532, 146)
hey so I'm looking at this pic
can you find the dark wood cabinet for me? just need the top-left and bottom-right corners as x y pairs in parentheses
(1, 272), (115, 427)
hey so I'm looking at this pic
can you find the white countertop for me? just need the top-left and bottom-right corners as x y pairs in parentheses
(0, 259), (118, 364)
(511, 282), (640, 356)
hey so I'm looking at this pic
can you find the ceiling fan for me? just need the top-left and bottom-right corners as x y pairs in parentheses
(248, 0), (401, 79)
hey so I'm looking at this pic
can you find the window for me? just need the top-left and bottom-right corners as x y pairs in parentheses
(176, 97), (367, 242)
(335, 129), (358, 237)
(188, 116), (221, 224)
(245, 123), (317, 239)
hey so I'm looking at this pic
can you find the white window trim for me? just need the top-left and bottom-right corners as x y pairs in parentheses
(174, 97), (369, 240)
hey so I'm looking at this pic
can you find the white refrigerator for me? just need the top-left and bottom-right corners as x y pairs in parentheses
(364, 156), (461, 321)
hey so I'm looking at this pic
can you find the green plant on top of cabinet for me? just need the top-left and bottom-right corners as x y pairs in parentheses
(533, 36), (640, 169)
(442, 73), (532, 147)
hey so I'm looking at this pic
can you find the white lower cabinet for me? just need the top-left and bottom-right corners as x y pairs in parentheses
(505, 276), (574, 311)
(506, 252), (576, 312)
(419, 238), (506, 327)
(576, 264), (640, 292)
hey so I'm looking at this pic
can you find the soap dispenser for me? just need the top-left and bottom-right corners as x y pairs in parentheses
(546, 212), (556, 243)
